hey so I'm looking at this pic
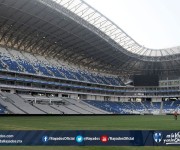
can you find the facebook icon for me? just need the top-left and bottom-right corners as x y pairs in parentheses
(153, 132), (163, 143)
(42, 136), (48, 143)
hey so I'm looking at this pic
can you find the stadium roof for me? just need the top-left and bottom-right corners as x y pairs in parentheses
(52, 0), (180, 57)
(0, 0), (180, 76)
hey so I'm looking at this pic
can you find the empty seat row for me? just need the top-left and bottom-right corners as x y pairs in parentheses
(0, 49), (123, 86)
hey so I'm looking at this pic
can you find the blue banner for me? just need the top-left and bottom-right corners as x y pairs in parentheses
(0, 130), (180, 146)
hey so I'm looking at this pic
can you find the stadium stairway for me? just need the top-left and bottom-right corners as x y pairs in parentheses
(0, 59), (7, 70)
(76, 99), (108, 114)
(51, 105), (79, 114)
(79, 100), (108, 114)
(63, 98), (94, 114)
(33, 103), (61, 114)
(21, 95), (80, 114)
(62, 104), (81, 114)
(2, 93), (45, 114)
(160, 101), (163, 114)
(48, 105), (64, 114)
(140, 102), (149, 113)
(15, 94), (46, 114)
(0, 93), (25, 114)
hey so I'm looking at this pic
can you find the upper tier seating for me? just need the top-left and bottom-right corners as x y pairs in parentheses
(0, 48), (124, 86)
(8, 50), (36, 74)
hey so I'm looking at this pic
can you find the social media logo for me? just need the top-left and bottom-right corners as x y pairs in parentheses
(76, 135), (83, 143)
(100, 135), (108, 143)
(42, 136), (48, 143)
(153, 132), (163, 143)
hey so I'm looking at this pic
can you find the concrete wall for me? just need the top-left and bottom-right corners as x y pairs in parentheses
(87, 95), (96, 100)
(70, 94), (79, 99)
(119, 97), (129, 102)
(96, 95), (104, 101)
(110, 97), (118, 102)
(152, 97), (162, 102)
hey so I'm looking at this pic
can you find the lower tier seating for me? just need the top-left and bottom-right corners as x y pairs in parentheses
(83, 100), (180, 114)
(0, 92), (179, 114)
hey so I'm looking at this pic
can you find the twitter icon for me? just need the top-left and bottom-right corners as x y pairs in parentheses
(76, 135), (83, 143)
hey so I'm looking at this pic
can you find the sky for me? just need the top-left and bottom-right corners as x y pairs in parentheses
(84, 0), (180, 49)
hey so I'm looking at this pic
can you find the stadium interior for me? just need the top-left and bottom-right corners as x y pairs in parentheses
(0, 0), (180, 115)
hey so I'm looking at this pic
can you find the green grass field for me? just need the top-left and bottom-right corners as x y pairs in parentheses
(0, 115), (180, 150)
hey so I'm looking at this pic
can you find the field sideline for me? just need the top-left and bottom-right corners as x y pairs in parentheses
(0, 115), (180, 150)
(0, 115), (179, 130)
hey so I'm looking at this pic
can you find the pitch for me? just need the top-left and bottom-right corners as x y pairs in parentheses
(0, 115), (179, 150)
(0, 115), (179, 130)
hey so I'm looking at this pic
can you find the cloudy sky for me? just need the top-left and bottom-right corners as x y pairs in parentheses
(84, 0), (180, 49)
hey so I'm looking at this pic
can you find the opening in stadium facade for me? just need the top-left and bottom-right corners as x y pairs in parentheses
(0, 0), (179, 115)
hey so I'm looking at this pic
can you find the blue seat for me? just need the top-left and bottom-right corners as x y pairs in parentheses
(34, 64), (52, 76)
(96, 75), (109, 84)
(0, 104), (6, 114)
(18, 59), (36, 74)
(81, 73), (97, 83)
(2, 57), (21, 72)
(84, 100), (161, 114)
(71, 71), (85, 81)
(59, 68), (76, 80)
(92, 75), (104, 84)
(47, 66), (65, 78)
(0, 52), (125, 86)
(105, 77), (119, 85)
